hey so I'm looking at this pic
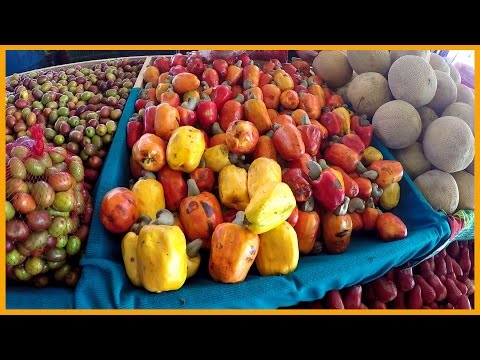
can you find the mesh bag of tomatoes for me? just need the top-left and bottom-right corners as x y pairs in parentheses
(6, 124), (93, 288)
(107, 51), (409, 293)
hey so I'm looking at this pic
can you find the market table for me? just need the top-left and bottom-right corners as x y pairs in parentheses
(72, 87), (452, 309)
(5, 53), (473, 310)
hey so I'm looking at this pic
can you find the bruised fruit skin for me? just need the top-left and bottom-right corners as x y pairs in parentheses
(48, 172), (74, 192)
(30, 181), (56, 208)
(225, 120), (259, 154)
(11, 192), (36, 214)
(26, 210), (52, 231)
(376, 213), (407, 241)
(6, 220), (30, 242)
(100, 187), (141, 234)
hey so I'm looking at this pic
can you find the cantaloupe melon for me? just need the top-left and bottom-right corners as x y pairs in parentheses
(372, 100), (421, 149)
(393, 142), (431, 180)
(448, 63), (461, 84)
(422, 116), (474, 173)
(334, 73), (357, 104)
(429, 53), (450, 75)
(387, 55), (437, 108)
(456, 83), (474, 106)
(414, 170), (459, 214)
(390, 50), (430, 63)
(416, 106), (438, 142)
(427, 70), (457, 114)
(312, 51), (353, 88)
(347, 72), (393, 118)
(335, 83), (350, 103)
(346, 51), (391, 76)
(451, 171), (474, 210)
(442, 102), (474, 133)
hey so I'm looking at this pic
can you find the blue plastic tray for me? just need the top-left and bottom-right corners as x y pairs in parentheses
(5, 88), (140, 310)
(74, 90), (451, 309)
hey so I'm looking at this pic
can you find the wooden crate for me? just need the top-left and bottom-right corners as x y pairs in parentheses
(135, 55), (163, 89)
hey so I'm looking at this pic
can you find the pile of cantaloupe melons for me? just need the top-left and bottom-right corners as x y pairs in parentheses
(311, 50), (474, 215)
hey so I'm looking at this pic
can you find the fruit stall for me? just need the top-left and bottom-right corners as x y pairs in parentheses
(5, 50), (475, 310)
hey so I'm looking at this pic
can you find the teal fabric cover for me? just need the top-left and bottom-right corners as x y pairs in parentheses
(454, 224), (474, 241)
(74, 91), (451, 309)
(6, 286), (75, 310)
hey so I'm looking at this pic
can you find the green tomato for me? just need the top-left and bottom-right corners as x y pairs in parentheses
(106, 120), (117, 134)
(7, 249), (23, 266)
(68, 116), (80, 127)
(25, 257), (45, 276)
(56, 235), (68, 248)
(14, 266), (32, 281)
(53, 134), (65, 146)
(6, 201), (15, 221)
(85, 126), (96, 138)
(54, 264), (71, 282)
(66, 236), (81, 256)
(48, 261), (65, 270)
